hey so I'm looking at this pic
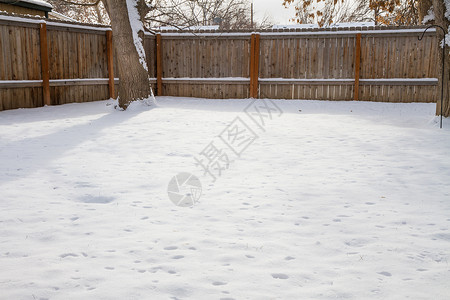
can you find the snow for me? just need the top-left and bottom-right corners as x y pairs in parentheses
(126, 0), (148, 72)
(48, 78), (117, 83)
(160, 32), (252, 37)
(0, 14), (45, 23)
(20, 0), (52, 9)
(48, 11), (79, 23)
(359, 78), (438, 82)
(359, 78), (438, 84)
(163, 77), (250, 82)
(259, 78), (354, 82)
(445, 0), (450, 49)
(159, 25), (220, 31)
(0, 97), (449, 299)
(161, 28), (436, 37)
(46, 21), (110, 32)
(423, 6), (435, 24)
(446, 0), (450, 21)
(0, 14), (111, 32)
(260, 28), (436, 36)
(273, 22), (376, 29)
(0, 79), (42, 85)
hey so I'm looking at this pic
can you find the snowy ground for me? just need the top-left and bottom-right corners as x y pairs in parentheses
(0, 97), (449, 299)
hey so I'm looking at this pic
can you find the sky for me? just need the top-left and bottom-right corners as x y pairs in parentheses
(252, 0), (296, 25)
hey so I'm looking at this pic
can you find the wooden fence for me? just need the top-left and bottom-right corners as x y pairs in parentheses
(0, 14), (439, 112)
(155, 28), (439, 102)
(0, 15), (122, 111)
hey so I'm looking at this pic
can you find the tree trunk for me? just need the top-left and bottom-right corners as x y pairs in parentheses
(418, 0), (433, 23)
(374, 8), (378, 25)
(103, 0), (150, 109)
(433, 0), (450, 117)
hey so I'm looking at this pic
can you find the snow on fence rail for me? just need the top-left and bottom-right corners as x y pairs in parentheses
(0, 14), (440, 111)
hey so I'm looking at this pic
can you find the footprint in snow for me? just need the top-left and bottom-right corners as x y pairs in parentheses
(172, 255), (184, 259)
(271, 273), (289, 279)
(60, 253), (78, 258)
(212, 281), (227, 286)
(378, 271), (391, 277)
(345, 238), (369, 247)
(164, 246), (178, 250)
(75, 182), (93, 188)
(79, 195), (115, 204)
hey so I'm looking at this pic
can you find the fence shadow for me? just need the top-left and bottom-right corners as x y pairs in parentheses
(0, 103), (154, 187)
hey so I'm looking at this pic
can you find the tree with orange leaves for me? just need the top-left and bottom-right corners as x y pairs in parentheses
(282, 0), (418, 26)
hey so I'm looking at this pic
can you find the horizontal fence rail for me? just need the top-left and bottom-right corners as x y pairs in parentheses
(0, 13), (440, 111)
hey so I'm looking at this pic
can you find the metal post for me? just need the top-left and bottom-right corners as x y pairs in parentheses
(419, 25), (446, 129)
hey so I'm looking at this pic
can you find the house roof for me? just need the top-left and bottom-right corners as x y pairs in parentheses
(1, 0), (53, 12)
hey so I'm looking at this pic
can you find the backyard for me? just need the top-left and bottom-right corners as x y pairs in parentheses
(0, 97), (449, 299)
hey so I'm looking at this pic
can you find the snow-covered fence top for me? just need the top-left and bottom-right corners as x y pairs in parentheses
(158, 27), (435, 38)
(0, 13), (440, 111)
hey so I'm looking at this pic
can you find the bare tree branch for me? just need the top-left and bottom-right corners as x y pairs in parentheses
(59, 0), (101, 7)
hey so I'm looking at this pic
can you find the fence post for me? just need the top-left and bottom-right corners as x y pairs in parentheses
(354, 33), (361, 101)
(39, 23), (50, 106)
(253, 34), (260, 98)
(249, 34), (255, 98)
(249, 33), (260, 98)
(156, 33), (163, 96)
(106, 30), (115, 99)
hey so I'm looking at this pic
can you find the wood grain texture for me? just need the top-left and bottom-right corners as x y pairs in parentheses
(0, 20), (441, 111)
(354, 33), (361, 101)
(156, 33), (163, 96)
(39, 23), (50, 106)
(106, 30), (115, 99)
